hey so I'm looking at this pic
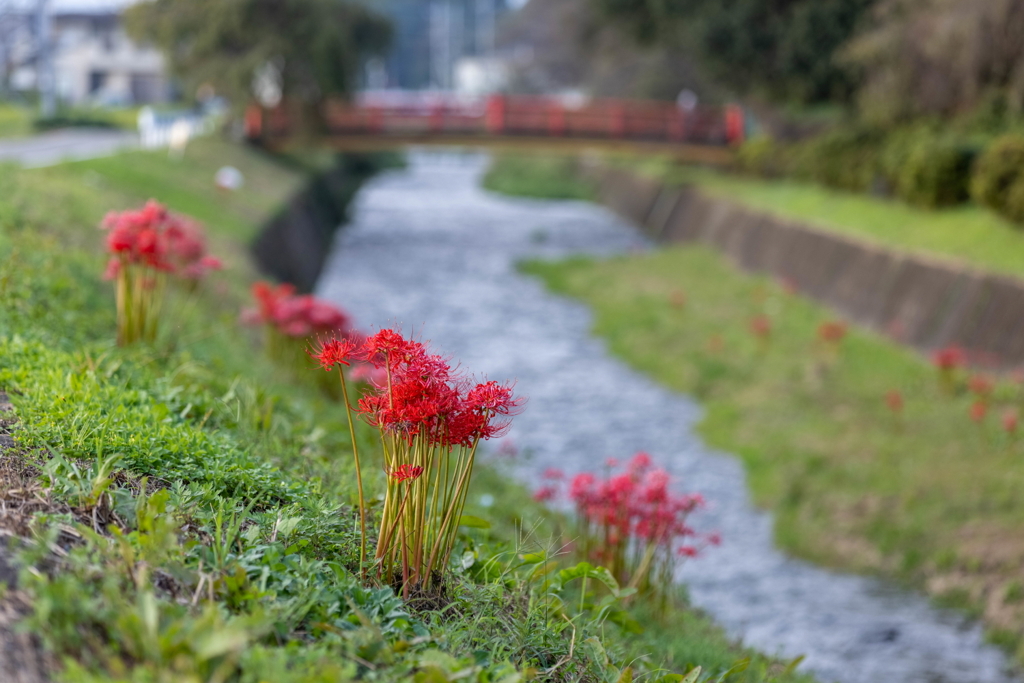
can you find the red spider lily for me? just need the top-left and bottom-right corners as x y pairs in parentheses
(540, 453), (715, 597)
(533, 486), (557, 502)
(388, 464), (425, 483)
(970, 400), (988, 423)
(968, 374), (994, 398)
(318, 327), (524, 593)
(308, 336), (359, 371)
(707, 334), (725, 354)
(355, 337), (524, 448)
(885, 390), (904, 414)
(1003, 409), (1018, 435)
(543, 468), (564, 480)
(670, 289), (686, 309)
(242, 281), (351, 339)
(101, 200), (221, 279)
(933, 345), (967, 394)
(749, 314), (772, 341)
(817, 321), (847, 344)
(100, 200), (222, 345)
(933, 346), (967, 371)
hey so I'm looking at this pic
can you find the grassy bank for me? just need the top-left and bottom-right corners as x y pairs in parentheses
(522, 244), (1024, 662)
(646, 160), (1024, 280)
(485, 153), (1024, 279)
(0, 139), (815, 681)
(482, 154), (597, 201)
(0, 102), (141, 138)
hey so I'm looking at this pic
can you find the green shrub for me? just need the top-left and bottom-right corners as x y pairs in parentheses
(735, 136), (781, 177)
(970, 134), (1024, 223)
(1005, 175), (1024, 223)
(893, 138), (976, 208)
(482, 154), (595, 200)
(788, 126), (885, 192)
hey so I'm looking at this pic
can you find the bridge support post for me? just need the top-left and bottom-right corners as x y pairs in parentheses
(244, 105), (263, 141)
(486, 95), (506, 134)
(725, 105), (745, 146)
(548, 102), (566, 137)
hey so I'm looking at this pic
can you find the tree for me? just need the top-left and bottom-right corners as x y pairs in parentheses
(841, 0), (1024, 123)
(592, 0), (874, 104)
(125, 0), (391, 107)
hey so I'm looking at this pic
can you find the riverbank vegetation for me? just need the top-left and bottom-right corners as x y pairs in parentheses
(490, 148), (1024, 660)
(641, 160), (1024, 279)
(522, 242), (1024, 663)
(482, 154), (596, 202)
(0, 137), (816, 681)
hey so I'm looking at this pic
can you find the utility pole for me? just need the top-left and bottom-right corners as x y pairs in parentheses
(35, 0), (53, 117)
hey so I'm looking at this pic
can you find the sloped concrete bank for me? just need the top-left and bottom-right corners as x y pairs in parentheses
(252, 154), (396, 292)
(586, 164), (1024, 367)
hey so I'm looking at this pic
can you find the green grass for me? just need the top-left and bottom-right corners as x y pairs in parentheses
(0, 102), (144, 138)
(522, 246), (1024, 663)
(643, 162), (1024, 279)
(0, 102), (33, 138)
(482, 154), (597, 201)
(0, 139), (816, 681)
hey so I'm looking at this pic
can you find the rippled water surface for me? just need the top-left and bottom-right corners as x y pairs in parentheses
(317, 153), (1019, 683)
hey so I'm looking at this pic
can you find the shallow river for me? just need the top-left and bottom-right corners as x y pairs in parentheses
(317, 152), (1018, 683)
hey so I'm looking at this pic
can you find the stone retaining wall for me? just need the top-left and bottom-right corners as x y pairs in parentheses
(587, 164), (1024, 367)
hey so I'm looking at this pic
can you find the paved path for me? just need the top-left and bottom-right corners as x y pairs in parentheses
(0, 128), (136, 167)
(317, 152), (1019, 683)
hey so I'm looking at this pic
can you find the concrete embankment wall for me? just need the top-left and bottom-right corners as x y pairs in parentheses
(252, 166), (356, 293)
(586, 164), (1024, 367)
(252, 154), (398, 292)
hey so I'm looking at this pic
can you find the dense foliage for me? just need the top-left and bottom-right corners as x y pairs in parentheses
(594, 0), (873, 104)
(124, 0), (391, 107)
(843, 0), (1024, 123)
(971, 134), (1024, 223)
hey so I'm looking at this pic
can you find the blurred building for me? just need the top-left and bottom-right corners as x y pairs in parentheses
(1, 2), (169, 106)
(374, 0), (510, 92)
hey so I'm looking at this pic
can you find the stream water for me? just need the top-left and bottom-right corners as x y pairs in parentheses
(317, 152), (1019, 683)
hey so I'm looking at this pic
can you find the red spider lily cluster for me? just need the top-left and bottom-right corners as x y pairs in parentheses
(102, 200), (222, 280)
(670, 289), (687, 310)
(968, 374), (994, 398)
(970, 400), (988, 424)
(100, 200), (222, 345)
(932, 346), (967, 371)
(930, 345), (968, 395)
(309, 328), (524, 594)
(817, 321), (847, 344)
(885, 390), (903, 415)
(535, 453), (717, 596)
(242, 281), (351, 339)
(749, 314), (772, 343)
(241, 282), (381, 395)
(1003, 409), (1019, 435)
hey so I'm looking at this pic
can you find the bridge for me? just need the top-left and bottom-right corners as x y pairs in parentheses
(244, 92), (744, 165)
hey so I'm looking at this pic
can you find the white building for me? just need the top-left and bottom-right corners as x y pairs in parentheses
(4, 5), (169, 106)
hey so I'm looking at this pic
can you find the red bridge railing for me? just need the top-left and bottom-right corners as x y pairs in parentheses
(246, 93), (745, 148)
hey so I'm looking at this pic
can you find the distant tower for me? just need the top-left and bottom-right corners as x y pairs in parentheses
(475, 0), (494, 55)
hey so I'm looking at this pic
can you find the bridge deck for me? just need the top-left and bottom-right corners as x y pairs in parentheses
(246, 94), (743, 166)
